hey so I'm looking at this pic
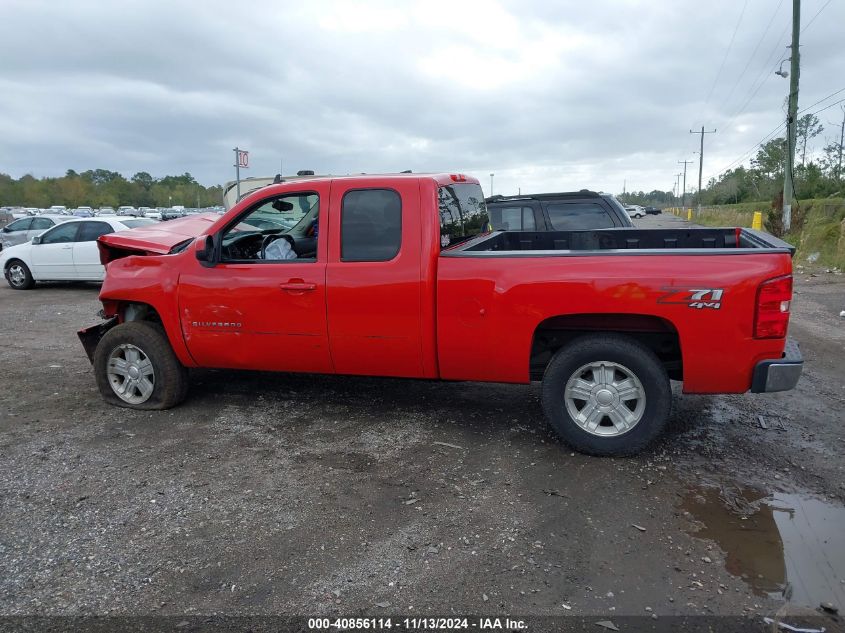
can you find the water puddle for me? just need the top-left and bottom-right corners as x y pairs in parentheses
(682, 485), (845, 607)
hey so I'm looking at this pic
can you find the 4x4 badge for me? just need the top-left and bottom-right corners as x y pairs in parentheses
(657, 288), (724, 310)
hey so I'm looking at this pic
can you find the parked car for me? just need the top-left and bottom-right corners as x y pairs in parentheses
(117, 206), (138, 216)
(97, 207), (116, 216)
(0, 214), (73, 251)
(624, 204), (646, 218)
(645, 206), (661, 215)
(73, 207), (95, 217)
(0, 217), (148, 288)
(77, 173), (801, 457)
(486, 191), (633, 231)
(161, 208), (185, 221)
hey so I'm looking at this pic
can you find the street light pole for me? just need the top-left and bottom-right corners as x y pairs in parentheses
(490, 173), (494, 196)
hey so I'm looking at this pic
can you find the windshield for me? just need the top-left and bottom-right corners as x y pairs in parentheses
(438, 183), (489, 248)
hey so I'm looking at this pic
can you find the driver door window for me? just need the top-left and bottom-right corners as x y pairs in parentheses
(40, 222), (80, 244)
(221, 193), (319, 262)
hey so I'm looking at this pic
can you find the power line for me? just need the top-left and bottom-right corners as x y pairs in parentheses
(719, 0), (785, 113)
(801, 0), (834, 33)
(705, 0), (749, 104)
(798, 87), (845, 115)
(703, 97), (845, 184)
(721, 22), (790, 133)
(806, 97), (845, 117)
(706, 122), (787, 182)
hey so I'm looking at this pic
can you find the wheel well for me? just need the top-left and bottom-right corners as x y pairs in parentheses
(530, 314), (682, 381)
(117, 302), (163, 326)
(3, 257), (24, 271)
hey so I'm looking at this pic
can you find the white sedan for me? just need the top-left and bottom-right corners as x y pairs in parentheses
(1, 217), (157, 290)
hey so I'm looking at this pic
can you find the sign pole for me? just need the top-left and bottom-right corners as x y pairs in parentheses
(233, 147), (241, 200)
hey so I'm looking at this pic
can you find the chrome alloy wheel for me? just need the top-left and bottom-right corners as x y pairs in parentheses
(564, 361), (646, 437)
(106, 343), (155, 405)
(7, 264), (27, 287)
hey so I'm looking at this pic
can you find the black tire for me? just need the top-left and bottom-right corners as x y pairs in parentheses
(5, 259), (35, 290)
(93, 321), (188, 410)
(541, 334), (671, 457)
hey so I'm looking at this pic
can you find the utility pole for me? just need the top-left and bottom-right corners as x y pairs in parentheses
(678, 159), (693, 209)
(689, 127), (716, 214)
(675, 173), (683, 208)
(782, 0), (801, 231)
(490, 173), (494, 196)
(837, 105), (844, 181)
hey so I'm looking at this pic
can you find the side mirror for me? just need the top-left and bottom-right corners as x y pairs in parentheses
(2, 226), (10, 233)
(32, 236), (42, 245)
(195, 235), (216, 264)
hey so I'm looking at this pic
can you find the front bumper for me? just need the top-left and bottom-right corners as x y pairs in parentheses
(750, 338), (803, 393)
(77, 317), (118, 363)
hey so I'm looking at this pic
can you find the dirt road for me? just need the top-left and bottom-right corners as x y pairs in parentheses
(0, 215), (843, 627)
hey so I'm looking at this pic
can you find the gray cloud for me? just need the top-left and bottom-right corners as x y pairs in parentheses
(1, 0), (842, 197)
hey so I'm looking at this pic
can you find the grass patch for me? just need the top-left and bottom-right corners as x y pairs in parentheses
(690, 198), (845, 269)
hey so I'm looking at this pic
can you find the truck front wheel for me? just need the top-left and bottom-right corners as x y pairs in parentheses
(541, 334), (671, 456)
(93, 321), (188, 410)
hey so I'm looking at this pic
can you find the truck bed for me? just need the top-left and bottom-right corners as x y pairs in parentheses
(445, 227), (795, 256)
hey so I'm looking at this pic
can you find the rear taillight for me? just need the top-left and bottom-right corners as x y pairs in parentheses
(754, 275), (792, 339)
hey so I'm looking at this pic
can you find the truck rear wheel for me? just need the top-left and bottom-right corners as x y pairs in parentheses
(541, 334), (671, 456)
(93, 321), (188, 410)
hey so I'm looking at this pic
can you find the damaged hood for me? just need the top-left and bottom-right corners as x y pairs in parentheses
(98, 213), (220, 254)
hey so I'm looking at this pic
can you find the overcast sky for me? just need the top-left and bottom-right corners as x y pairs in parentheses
(1, 0), (843, 197)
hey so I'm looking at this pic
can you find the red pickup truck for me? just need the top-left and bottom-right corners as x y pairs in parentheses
(78, 173), (802, 456)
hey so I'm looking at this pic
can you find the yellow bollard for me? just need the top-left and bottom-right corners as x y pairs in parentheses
(686, 209), (692, 221)
(752, 211), (763, 230)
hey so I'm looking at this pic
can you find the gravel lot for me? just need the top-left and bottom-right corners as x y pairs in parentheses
(1, 214), (843, 627)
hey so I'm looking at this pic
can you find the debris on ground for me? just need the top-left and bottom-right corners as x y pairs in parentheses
(632, 524), (647, 532)
(595, 621), (619, 631)
(759, 415), (769, 429)
(761, 616), (826, 633)
(542, 489), (569, 498)
(432, 441), (465, 450)
(820, 601), (839, 614)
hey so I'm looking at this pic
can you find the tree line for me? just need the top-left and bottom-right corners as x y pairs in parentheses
(699, 113), (843, 206)
(0, 169), (224, 209)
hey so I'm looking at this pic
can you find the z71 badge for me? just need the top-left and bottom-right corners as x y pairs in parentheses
(657, 288), (724, 310)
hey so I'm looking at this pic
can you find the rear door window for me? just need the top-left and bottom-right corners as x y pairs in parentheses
(30, 218), (54, 231)
(341, 189), (402, 262)
(78, 221), (115, 242)
(490, 205), (536, 231)
(544, 203), (614, 230)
